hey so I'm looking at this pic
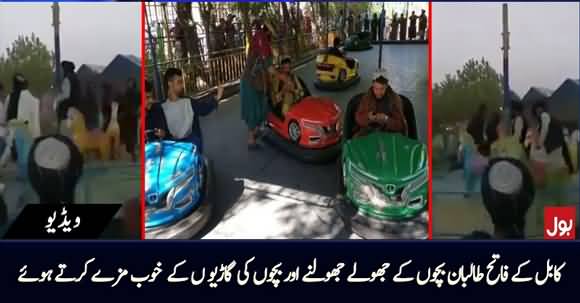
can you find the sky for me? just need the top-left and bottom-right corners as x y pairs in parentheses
(433, 2), (579, 96)
(0, 2), (140, 67)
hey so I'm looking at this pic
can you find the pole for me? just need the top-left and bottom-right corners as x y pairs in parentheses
(52, 2), (62, 91)
(378, 2), (384, 70)
(145, 6), (164, 100)
(502, 3), (510, 124)
(326, 1), (329, 48)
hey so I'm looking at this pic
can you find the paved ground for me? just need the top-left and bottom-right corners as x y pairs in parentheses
(198, 44), (428, 239)
(432, 168), (579, 239)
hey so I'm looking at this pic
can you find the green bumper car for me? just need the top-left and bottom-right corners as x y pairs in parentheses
(338, 93), (428, 238)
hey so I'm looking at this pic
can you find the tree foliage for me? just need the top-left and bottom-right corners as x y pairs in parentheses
(433, 57), (503, 132)
(0, 33), (53, 97)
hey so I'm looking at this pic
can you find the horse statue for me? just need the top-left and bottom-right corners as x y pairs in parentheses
(67, 106), (117, 161)
(107, 102), (121, 160)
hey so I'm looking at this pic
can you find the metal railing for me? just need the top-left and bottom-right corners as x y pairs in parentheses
(147, 34), (318, 97)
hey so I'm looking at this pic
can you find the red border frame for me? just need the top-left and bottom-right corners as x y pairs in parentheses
(137, 2), (435, 240)
(140, 1), (146, 240)
(427, 1), (433, 240)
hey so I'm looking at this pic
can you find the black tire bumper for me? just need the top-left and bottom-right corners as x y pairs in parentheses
(263, 128), (342, 164)
(314, 74), (361, 91)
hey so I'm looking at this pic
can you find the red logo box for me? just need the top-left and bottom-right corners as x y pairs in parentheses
(544, 207), (576, 240)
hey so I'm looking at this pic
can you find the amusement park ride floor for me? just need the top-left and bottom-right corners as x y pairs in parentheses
(199, 44), (428, 239)
(432, 169), (579, 239)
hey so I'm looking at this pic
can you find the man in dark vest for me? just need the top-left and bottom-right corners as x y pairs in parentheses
(54, 61), (81, 134)
(533, 100), (575, 174)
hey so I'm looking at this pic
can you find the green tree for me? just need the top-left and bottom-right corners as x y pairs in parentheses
(433, 57), (503, 133)
(0, 33), (53, 97)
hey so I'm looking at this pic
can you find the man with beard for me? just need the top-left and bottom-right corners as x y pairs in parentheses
(54, 61), (81, 134)
(354, 71), (407, 137)
(337, 72), (407, 198)
(5, 73), (41, 139)
(148, 68), (223, 153)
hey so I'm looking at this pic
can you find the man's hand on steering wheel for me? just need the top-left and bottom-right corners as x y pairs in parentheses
(154, 128), (166, 139)
(375, 113), (389, 124)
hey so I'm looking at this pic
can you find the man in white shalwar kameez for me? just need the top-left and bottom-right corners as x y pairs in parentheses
(4, 74), (41, 138)
(0, 74), (41, 166)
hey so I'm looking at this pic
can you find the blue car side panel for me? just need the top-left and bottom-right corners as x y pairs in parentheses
(145, 141), (203, 229)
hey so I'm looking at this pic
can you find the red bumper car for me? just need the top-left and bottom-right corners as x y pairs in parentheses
(264, 92), (343, 163)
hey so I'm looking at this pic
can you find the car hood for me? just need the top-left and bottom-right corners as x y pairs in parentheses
(344, 132), (427, 182)
(291, 96), (341, 123)
(145, 141), (200, 204)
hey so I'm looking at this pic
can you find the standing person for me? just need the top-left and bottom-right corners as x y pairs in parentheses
(408, 11), (418, 40)
(347, 12), (355, 36)
(118, 78), (140, 162)
(467, 104), (487, 146)
(418, 9), (428, 40)
(389, 14), (399, 40)
(240, 49), (270, 149)
(0, 83), (6, 105)
(0, 83), (7, 163)
(458, 124), (487, 198)
(399, 13), (408, 41)
(5, 73), (41, 139)
(379, 7), (386, 41)
(225, 14), (237, 49)
(355, 13), (362, 33)
(0, 83), (6, 123)
(531, 100), (575, 174)
(335, 10), (345, 40)
(371, 13), (379, 42)
(364, 12), (370, 32)
(148, 68), (222, 153)
(54, 61), (81, 134)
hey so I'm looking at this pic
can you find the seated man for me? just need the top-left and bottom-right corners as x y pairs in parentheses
(271, 57), (304, 116)
(354, 71), (407, 137)
(327, 37), (344, 58)
(148, 68), (223, 153)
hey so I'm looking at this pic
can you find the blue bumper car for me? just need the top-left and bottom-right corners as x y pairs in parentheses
(145, 135), (212, 239)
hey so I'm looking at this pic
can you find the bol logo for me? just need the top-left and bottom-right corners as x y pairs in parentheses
(544, 207), (576, 240)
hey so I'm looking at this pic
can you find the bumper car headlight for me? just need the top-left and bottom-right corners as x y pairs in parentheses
(401, 172), (427, 205)
(303, 121), (324, 137)
(166, 174), (197, 209)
